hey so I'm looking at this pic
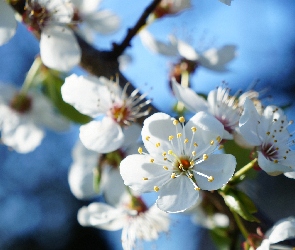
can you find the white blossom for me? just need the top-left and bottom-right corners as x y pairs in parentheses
(61, 74), (150, 153)
(120, 112), (236, 213)
(0, 83), (69, 153)
(239, 98), (295, 175)
(0, 1), (17, 46)
(78, 200), (170, 250)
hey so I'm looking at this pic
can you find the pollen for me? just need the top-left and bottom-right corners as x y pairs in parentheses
(274, 159), (278, 163)
(146, 136), (150, 141)
(138, 147), (143, 154)
(192, 151), (196, 156)
(188, 173), (193, 178)
(163, 166), (168, 170)
(191, 127), (197, 133)
(193, 142), (198, 147)
(173, 120), (179, 125)
(266, 131), (270, 135)
(194, 187), (201, 191)
(162, 152), (167, 156)
(208, 176), (214, 182)
(168, 135), (174, 141)
(154, 186), (160, 192)
(155, 142), (161, 147)
(216, 136), (222, 143)
(210, 140), (214, 145)
(184, 138), (189, 143)
(177, 133), (182, 138)
(168, 150), (173, 155)
(171, 173), (176, 179)
(142, 177), (148, 180)
(190, 161), (194, 166)
(179, 116), (185, 123)
(218, 145), (224, 150)
(150, 158), (155, 163)
(203, 154), (209, 160)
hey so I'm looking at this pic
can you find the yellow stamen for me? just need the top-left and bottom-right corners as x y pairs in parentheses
(177, 133), (182, 138)
(163, 166), (168, 170)
(192, 151), (196, 156)
(168, 150), (173, 155)
(142, 177), (148, 180)
(191, 127), (197, 133)
(184, 138), (189, 144)
(168, 135), (174, 141)
(171, 173), (176, 179)
(218, 145), (224, 150)
(138, 147), (143, 154)
(154, 186), (159, 192)
(150, 158), (155, 163)
(274, 159), (278, 163)
(208, 176), (214, 182)
(190, 161), (194, 166)
(194, 142), (198, 147)
(194, 187), (201, 191)
(210, 140), (214, 145)
(203, 154), (209, 160)
(162, 152), (167, 156)
(146, 136), (150, 141)
(216, 136), (221, 143)
(179, 116), (185, 123)
(155, 142), (161, 147)
(173, 120), (179, 125)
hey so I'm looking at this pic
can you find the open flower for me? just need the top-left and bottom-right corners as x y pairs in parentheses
(0, 1), (17, 46)
(0, 83), (69, 153)
(257, 217), (295, 250)
(61, 74), (150, 153)
(22, 0), (81, 71)
(239, 98), (295, 175)
(120, 112), (236, 213)
(172, 80), (241, 140)
(68, 123), (141, 205)
(78, 197), (170, 250)
(71, 0), (120, 43)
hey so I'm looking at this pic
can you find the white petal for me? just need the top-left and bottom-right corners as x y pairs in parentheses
(141, 112), (179, 155)
(172, 79), (209, 113)
(257, 239), (270, 250)
(257, 151), (293, 175)
(1, 114), (44, 153)
(239, 98), (262, 146)
(31, 92), (70, 131)
(120, 154), (170, 193)
(79, 117), (124, 153)
(40, 26), (81, 71)
(71, 0), (102, 14)
(83, 10), (120, 34)
(177, 39), (199, 61)
(199, 45), (236, 71)
(61, 74), (109, 117)
(267, 217), (295, 244)
(78, 202), (125, 231)
(193, 154), (236, 190)
(284, 171), (295, 179)
(157, 175), (200, 213)
(0, 1), (17, 45)
(139, 30), (178, 56)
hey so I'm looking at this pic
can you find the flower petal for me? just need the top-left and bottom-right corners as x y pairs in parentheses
(172, 79), (209, 113)
(156, 175), (200, 213)
(120, 154), (170, 193)
(257, 151), (293, 175)
(61, 74), (109, 117)
(267, 217), (295, 244)
(177, 39), (199, 61)
(78, 202), (125, 231)
(239, 98), (262, 146)
(40, 26), (81, 71)
(0, 1), (17, 45)
(84, 10), (120, 34)
(80, 117), (124, 153)
(193, 154), (236, 190)
(71, 0), (102, 14)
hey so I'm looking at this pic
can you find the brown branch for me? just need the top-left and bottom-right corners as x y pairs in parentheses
(112, 0), (162, 57)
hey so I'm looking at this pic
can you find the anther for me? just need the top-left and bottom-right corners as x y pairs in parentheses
(184, 138), (189, 143)
(179, 116), (185, 123)
(168, 135), (174, 141)
(188, 173), (193, 178)
(150, 158), (155, 163)
(218, 145), (224, 150)
(266, 132), (270, 135)
(142, 177), (148, 180)
(154, 186), (160, 192)
(194, 187), (201, 191)
(138, 147), (143, 154)
(173, 120), (179, 125)
(190, 161), (194, 166)
(210, 140), (214, 145)
(203, 154), (209, 160)
(168, 150), (173, 155)
(193, 142), (198, 147)
(192, 151), (196, 156)
(273, 159), (278, 163)
(208, 176), (214, 182)
(146, 136), (150, 141)
(155, 142), (161, 147)
(216, 136), (222, 143)
(171, 173), (176, 179)
(191, 127), (197, 133)
(163, 166), (168, 170)
(162, 152), (167, 156)
(177, 133), (182, 138)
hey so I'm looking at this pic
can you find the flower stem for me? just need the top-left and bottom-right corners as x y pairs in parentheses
(20, 57), (42, 94)
(231, 158), (257, 183)
(232, 210), (249, 240)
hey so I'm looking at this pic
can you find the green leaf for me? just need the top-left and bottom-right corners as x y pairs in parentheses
(222, 189), (260, 222)
(210, 227), (232, 250)
(42, 73), (92, 124)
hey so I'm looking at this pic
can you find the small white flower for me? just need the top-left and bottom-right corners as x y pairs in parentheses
(257, 217), (295, 250)
(218, 0), (234, 6)
(120, 112), (236, 213)
(71, 0), (120, 42)
(172, 80), (241, 140)
(61, 74), (150, 153)
(22, 0), (81, 71)
(153, 0), (191, 18)
(78, 199), (170, 250)
(0, 1), (17, 46)
(68, 124), (142, 205)
(140, 30), (236, 72)
(239, 98), (295, 175)
(0, 83), (69, 153)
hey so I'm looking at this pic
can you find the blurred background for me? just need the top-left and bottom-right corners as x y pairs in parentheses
(0, 0), (295, 249)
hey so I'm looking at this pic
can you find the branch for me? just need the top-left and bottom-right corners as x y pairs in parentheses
(112, 0), (162, 57)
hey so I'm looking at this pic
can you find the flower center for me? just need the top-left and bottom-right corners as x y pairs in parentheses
(23, 2), (51, 32)
(176, 157), (191, 171)
(9, 93), (32, 114)
(110, 103), (131, 126)
(261, 143), (278, 161)
(128, 196), (148, 214)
